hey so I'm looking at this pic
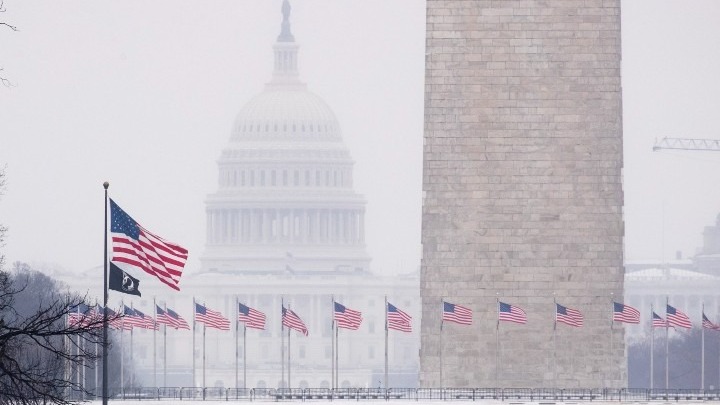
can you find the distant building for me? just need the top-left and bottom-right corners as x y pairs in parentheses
(62, 1), (419, 390)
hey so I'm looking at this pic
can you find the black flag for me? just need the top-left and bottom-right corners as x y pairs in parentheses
(109, 262), (141, 296)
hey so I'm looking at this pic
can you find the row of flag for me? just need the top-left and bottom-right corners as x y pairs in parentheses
(441, 300), (720, 330)
(68, 301), (413, 335)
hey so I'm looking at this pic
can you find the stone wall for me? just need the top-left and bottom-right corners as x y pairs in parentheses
(420, 0), (625, 388)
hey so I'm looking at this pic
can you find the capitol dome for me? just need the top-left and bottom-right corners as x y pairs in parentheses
(200, 0), (370, 276)
(230, 89), (342, 142)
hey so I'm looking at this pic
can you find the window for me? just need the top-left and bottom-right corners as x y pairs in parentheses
(294, 171), (299, 186)
(369, 346), (375, 359)
(260, 171), (265, 186)
(271, 170), (276, 186)
(299, 345), (306, 359)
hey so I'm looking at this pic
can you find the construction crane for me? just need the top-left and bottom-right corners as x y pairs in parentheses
(653, 137), (720, 152)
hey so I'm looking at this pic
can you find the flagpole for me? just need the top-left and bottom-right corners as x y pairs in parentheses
(235, 295), (239, 390)
(203, 303), (206, 390)
(281, 297), (285, 389)
(650, 304), (654, 390)
(288, 304), (292, 389)
(192, 297), (196, 387)
(610, 295), (614, 374)
(331, 295), (335, 390)
(130, 302), (135, 390)
(120, 300), (124, 397)
(702, 303), (705, 390)
(496, 296), (499, 387)
(553, 296), (557, 388)
(665, 296), (669, 390)
(439, 297), (443, 388)
(102, 181), (109, 405)
(163, 303), (167, 388)
(243, 322), (247, 390)
(153, 296), (157, 390)
(384, 295), (388, 389)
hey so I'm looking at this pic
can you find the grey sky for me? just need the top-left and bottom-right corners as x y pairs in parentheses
(0, 1), (719, 277)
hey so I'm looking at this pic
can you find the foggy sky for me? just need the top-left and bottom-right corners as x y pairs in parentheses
(0, 1), (719, 278)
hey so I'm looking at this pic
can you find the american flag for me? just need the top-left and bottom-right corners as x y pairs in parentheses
(498, 301), (526, 324)
(102, 306), (123, 330)
(164, 306), (190, 330)
(121, 305), (147, 330)
(442, 301), (473, 325)
(195, 303), (231, 331)
(613, 302), (640, 324)
(238, 303), (266, 330)
(334, 302), (362, 330)
(110, 199), (188, 291)
(155, 305), (174, 328)
(652, 312), (670, 328)
(666, 304), (692, 329)
(702, 313), (720, 330)
(556, 303), (583, 327)
(67, 303), (90, 326)
(133, 308), (158, 330)
(387, 302), (412, 332)
(282, 307), (309, 336)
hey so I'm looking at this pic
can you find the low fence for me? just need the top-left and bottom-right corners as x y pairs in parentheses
(94, 387), (720, 401)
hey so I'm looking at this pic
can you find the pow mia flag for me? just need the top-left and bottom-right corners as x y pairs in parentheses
(109, 262), (141, 297)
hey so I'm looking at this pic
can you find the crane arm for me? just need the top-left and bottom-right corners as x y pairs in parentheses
(653, 137), (720, 152)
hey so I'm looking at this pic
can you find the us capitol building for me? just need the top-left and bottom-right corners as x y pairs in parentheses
(64, 1), (419, 390)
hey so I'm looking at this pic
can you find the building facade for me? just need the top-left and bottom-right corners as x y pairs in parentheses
(420, 1), (626, 388)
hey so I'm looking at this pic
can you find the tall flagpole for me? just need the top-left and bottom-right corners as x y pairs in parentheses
(702, 302), (705, 390)
(650, 304), (654, 390)
(120, 300), (124, 396)
(288, 304), (292, 389)
(384, 295), (388, 389)
(203, 303), (206, 390)
(243, 322), (247, 389)
(192, 297), (196, 387)
(335, 322), (339, 390)
(102, 182), (109, 405)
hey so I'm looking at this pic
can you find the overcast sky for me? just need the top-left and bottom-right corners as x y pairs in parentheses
(1, 1), (719, 278)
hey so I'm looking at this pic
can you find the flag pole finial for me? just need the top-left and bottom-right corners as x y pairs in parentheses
(103, 181), (109, 189)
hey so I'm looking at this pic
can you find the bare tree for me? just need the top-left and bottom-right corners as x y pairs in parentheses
(0, 170), (121, 404)
(0, 0), (17, 87)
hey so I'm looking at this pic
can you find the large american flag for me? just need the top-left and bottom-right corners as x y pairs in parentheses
(442, 301), (472, 325)
(666, 304), (692, 329)
(387, 302), (412, 332)
(556, 303), (583, 327)
(652, 312), (670, 328)
(702, 313), (720, 330)
(282, 307), (309, 336)
(613, 302), (640, 324)
(195, 303), (230, 331)
(334, 302), (362, 330)
(498, 301), (526, 324)
(238, 303), (266, 330)
(110, 199), (188, 291)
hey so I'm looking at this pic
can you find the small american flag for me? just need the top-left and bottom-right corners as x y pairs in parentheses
(387, 302), (412, 332)
(133, 308), (158, 330)
(157, 305), (189, 330)
(498, 301), (526, 324)
(666, 304), (692, 329)
(613, 302), (640, 324)
(195, 303), (230, 331)
(556, 303), (583, 327)
(121, 305), (146, 330)
(238, 303), (266, 330)
(110, 199), (188, 291)
(67, 304), (89, 326)
(702, 313), (720, 330)
(166, 306), (190, 330)
(334, 302), (362, 330)
(282, 307), (309, 336)
(442, 301), (472, 325)
(652, 312), (670, 328)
